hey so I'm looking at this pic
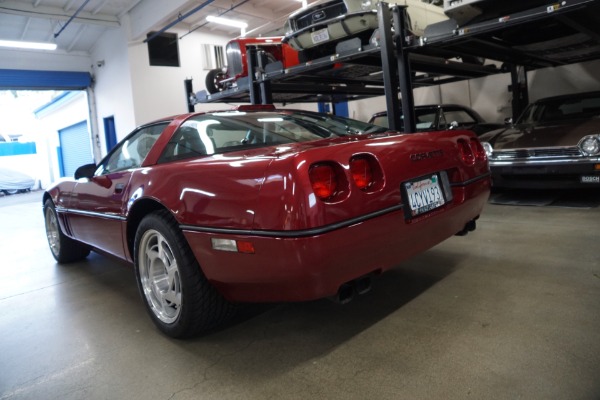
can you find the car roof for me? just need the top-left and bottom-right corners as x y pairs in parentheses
(534, 90), (600, 104)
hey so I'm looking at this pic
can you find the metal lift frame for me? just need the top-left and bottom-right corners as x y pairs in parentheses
(188, 0), (600, 128)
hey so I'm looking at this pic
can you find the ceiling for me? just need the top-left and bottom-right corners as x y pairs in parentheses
(0, 0), (307, 54)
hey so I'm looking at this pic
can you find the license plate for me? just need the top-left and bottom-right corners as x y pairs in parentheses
(403, 174), (446, 218)
(581, 175), (600, 183)
(311, 28), (330, 45)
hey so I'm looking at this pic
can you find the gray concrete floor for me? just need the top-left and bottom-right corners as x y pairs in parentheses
(1, 190), (599, 400)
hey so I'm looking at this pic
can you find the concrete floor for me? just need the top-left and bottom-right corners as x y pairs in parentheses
(1, 190), (599, 400)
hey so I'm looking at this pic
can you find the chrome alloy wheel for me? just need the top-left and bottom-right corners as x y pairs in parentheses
(45, 206), (60, 258)
(138, 229), (182, 324)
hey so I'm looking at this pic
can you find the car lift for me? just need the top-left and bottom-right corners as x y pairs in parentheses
(186, 0), (600, 131)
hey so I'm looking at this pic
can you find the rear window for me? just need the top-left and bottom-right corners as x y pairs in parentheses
(159, 110), (387, 162)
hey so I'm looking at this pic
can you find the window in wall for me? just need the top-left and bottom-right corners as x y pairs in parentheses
(147, 32), (180, 67)
(214, 45), (225, 68)
(201, 44), (225, 70)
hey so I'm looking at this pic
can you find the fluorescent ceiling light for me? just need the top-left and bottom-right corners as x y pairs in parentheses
(205, 16), (248, 29)
(0, 40), (57, 51)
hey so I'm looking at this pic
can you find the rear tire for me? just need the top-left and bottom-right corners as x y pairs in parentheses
(134, 210), (234, 338)
(43, 199), (90, 263)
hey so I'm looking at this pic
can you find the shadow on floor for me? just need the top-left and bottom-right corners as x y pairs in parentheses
(489, 189), (600, 208)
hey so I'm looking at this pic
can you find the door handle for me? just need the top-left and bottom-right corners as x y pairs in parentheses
(114, 183), (125, 194)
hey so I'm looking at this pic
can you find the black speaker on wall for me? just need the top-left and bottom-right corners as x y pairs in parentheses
(147, 32), (180, 67)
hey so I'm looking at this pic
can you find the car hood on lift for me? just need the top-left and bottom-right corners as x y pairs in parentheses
(479, 117), (600, 149)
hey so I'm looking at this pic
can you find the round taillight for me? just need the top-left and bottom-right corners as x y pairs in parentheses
(458, 139), (475, 165)
(470, 138), (487, 162)
(350, 156), (374, 190)
(309, 164), (337, 200)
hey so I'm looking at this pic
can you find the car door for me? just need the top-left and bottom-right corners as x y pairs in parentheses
(67, 123), (167, 259)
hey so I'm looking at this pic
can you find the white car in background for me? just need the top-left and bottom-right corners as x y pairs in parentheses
(284, 0), (447, 60)
(0, 167), (35, 195)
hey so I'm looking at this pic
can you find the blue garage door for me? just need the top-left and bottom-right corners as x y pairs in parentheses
(0, 69), (91, 90)
(58, 121), (93, 178)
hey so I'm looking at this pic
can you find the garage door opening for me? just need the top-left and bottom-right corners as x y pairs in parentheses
(0, 89), (91, 194)
(0, 69), (96, 194)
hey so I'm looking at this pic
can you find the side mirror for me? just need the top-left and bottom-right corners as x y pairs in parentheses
(449, 121), (459, 130)
(74, 163), (97, 180)
(504, 117), (513, 125)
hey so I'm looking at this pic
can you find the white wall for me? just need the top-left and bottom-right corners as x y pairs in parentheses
(0, 48), (91, 72)
(90, 26), (137, 153)
(127, 27), (232, 125)
(528, 60), (600, 101)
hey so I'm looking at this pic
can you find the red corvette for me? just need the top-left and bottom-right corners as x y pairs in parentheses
(43, 105), (490, 337)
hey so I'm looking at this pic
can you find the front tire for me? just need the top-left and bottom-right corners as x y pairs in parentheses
(134, 210), (234, 338)
(43, 199), (90, 263)
(205, 69), (227, 94)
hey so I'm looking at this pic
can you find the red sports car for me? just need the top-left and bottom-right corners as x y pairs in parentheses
(43, 105), (490, 338)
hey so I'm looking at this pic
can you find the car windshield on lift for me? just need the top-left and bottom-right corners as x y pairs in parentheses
(159, 110), (390, 162)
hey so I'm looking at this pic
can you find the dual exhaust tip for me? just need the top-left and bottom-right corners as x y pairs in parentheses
(455, 219), (477, 236)
(331, 275), (372, 305)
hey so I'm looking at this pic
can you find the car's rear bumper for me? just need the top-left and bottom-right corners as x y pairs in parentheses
(182, 177), (490, 303)
(489, 158), (600, 189)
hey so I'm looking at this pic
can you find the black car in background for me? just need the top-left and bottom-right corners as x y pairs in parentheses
(368, 104), (503, 135)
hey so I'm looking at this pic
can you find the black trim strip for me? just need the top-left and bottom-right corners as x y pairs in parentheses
(181, 204), (405, 238)
(56, 207), (126, 221)
(450, 172), (491, 187)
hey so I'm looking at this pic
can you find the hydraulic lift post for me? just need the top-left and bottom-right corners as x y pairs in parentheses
(379, 3), (416, 133)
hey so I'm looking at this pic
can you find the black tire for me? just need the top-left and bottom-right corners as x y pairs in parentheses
(43, 199), (90, 263)
(205, 69), (227, 94)
(133, 210), (234, 338)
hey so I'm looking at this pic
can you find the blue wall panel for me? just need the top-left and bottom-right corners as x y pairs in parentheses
(0, 142), (37, 156)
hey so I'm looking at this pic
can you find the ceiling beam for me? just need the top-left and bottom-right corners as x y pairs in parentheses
(0, 0), (120, 28)
(20, 17), (32, 40)
(92, 0), (110, 15)
(64, 0), (78, 12)
(67, 24), (87, 52)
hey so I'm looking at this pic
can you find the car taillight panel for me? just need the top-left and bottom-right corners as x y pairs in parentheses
(349, 154), (384, 192)
(458, 138), (475, 165)
(309, 155), (383, 202)
(350, 156), (373, 190)
(309, 163), (340, 201)
(469, 138), (487, 162)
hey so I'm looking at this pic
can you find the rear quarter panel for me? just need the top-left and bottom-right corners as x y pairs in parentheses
(134, 155), (274, 229)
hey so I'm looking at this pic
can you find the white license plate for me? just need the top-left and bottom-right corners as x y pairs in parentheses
(581, 175), (600, 183)
(404, 174), (446, 217)
(311, 28), (330, 45)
